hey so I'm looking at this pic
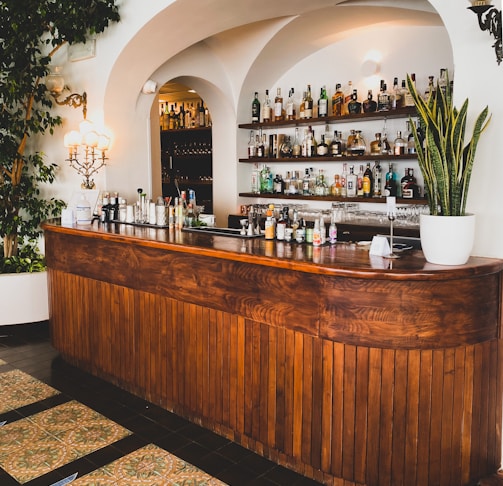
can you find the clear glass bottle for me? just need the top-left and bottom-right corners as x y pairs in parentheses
(372, 161), (382, 197)
(377, 81), (391, 112)
(248, 130), (256, 158)
(346, 165), (357, 197)
(274, 87), (283, 121)
(262, 89), (271, 122)
(350, 130), (366, 156)
(357, 165), (364, 196)
(340, 163), (348, 197)
(392, 77), (401, 109)
(331, 174), (342, 197)
(302, 168), (311, 195)
(403, 73), (416, 107)
(394, 131), (406, 155)
(286, 88), (296, 120)
(279, 135), (292, 158)
(292, 127), (301, 157)
(317, 86), (328, 117)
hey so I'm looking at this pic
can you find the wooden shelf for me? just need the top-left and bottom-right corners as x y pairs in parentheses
(239, 154), (417, 163)
(238, 192), (427, 205)
(238, 106), (417, 129)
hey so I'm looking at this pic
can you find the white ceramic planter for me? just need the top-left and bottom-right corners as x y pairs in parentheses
(0, 271), (49, 326)
(420, 213), (476, 266)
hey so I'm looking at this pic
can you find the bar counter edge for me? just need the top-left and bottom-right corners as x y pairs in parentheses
(42, 220), (503, 486)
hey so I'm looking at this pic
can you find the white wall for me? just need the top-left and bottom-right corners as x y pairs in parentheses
(39, 0), (503, 257)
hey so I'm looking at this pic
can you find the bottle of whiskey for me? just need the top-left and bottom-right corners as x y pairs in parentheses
(343, 80), (353, 115)
(363, 163), (373, 198)
(292, 127), (301, 157)
(362, 90), (377, 113)
(274, 87), (283, 121)
(403, 73), (416, 107)
(262, 89), (271, 122)
(317, 86), (328, 117)
(332, 83), (344, 116)
(370, 133), (382, 155)
(252, 91), (260, 123)
(330, 131), (342, 156)
(377, 82), (391, 112)
(347, 89), (362, 114)
(298, 92), (306, 119)
(316, 134), (329, 156)
(304, 85), (313, 119)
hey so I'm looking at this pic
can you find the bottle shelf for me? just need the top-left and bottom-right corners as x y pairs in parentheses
(238, 106), (417, 130)
(239, 192), (427, 205)
(240, 154), (417, 164)
(161, 126), (212, 133)
(163, 179), (212, 185)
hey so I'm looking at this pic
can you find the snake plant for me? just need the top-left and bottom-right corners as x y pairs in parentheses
(406, 72), (490, 216)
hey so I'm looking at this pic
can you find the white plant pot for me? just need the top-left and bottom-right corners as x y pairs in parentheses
(420, 213), (476, 266)
(0, 271), (49, 326)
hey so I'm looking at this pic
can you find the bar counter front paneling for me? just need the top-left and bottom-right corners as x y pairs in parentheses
(42, 220), (503, 486)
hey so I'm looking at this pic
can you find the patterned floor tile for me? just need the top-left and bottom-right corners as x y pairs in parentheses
(0, 401), (132, 484)
(71, 444), (228, 485)
(0, 369), (60, 413)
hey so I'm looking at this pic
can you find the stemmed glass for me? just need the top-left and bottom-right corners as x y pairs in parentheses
(386, 196), (400, 259)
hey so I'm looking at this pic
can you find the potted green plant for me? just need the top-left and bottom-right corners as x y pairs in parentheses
(0, 0), (120, 324)
(406, 72), (490, 265)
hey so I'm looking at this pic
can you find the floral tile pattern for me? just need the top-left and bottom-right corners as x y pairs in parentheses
(0, 369), (60, 413)
(0, 401), (132, 483)
(72, 443), (228, 486)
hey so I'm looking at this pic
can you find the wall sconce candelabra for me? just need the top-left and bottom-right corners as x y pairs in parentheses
(468, 1), (502, 65)
(46, 67), (110, 189)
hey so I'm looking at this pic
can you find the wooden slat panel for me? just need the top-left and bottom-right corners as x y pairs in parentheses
(47, 268), (503, 486)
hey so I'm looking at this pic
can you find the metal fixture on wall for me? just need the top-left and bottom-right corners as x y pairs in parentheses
(46, 68), (110, 189)
(468, 1), (502, 65)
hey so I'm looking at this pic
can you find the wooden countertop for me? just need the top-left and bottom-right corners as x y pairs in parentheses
(42, 219), (503, 281)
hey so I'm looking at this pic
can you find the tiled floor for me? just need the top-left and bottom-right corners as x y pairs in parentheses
(0, 322), (323, 486)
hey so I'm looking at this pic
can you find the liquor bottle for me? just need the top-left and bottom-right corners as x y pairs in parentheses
(384, 163), (397, 196)
(328, 210), (337, 245)
(406, 121), (416, 154)
(198, 101), (205, 127)
(184, 103), (192, 128)
(168, 104), (176, 129)
(315, 169), (329, 196)
(317, 86), (328, 117)
(363, 163), (373, 198)
(298, 92), (306, 119)
(248, 130), (256, 157)
(273, 174), (283, 194)
(304, 85), (313, 119)
(370, 132), (382, 155)
(402, 168), (419, 198)
(279, 135), (292, 158)
(403, 73), (416, 107)
(438, 68), (448, 97)
(331, 174), (342, 197)
(274, 87), (283, 121)
(372, 161), (382, 197)
(346, 165), (357, 197)
(323, 124), (332, 146)
(340, 163), (348, 197)
(393, 131), (406, 155)
(347, 89), (362, 114)
(330, 131), (342, 156)
(262, 89), (272, 122)
(377, 82), (391, 112)
(332, 83), (344, 116)
(400, 168), (412, 197)
(343, 80), (353, 115)
(424, 75), (435, 100)
(316, 134), (329, 156)
(312, 219), (322, 247)
(362, 90), (377, 113)
(286, 88), (296, 120)
(178, 103), (185, 129)
(302, 168), (311, 195)
(251, 163), (260, 193)
(292, 127), (301, 157)
(346, 129), (356, 155)
(357, 165), (364, 196)
(392, 77), (401, 109)
(252, 91), (261, 123)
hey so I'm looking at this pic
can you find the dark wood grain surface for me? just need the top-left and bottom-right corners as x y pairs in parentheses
(43, 220), (503, 486)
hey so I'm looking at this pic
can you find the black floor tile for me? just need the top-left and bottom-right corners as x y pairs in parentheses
(0, 322), (323, 486)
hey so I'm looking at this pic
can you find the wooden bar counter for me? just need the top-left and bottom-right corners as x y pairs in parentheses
(43, 220), (503, 486)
